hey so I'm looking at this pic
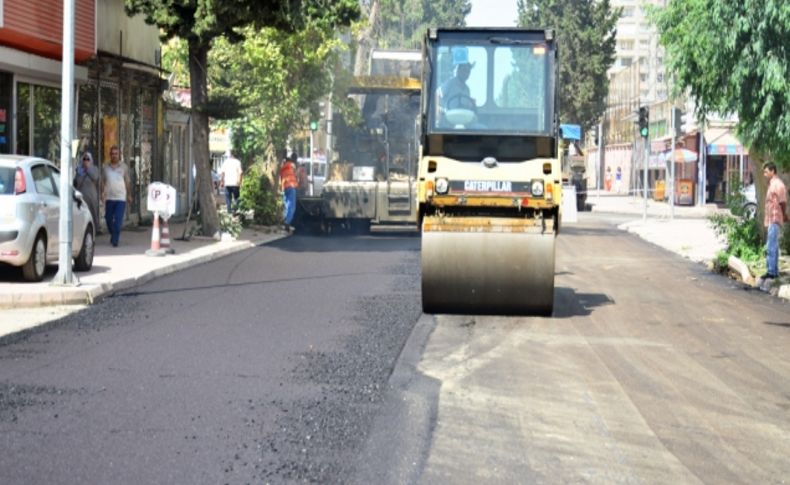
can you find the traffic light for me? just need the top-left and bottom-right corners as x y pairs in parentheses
(638, 106), (649, 139)
(680, 111), (695, 134)
(590, 125), (599, 144)
(309, 120), (318, 131)
(672, 108), (682, 137)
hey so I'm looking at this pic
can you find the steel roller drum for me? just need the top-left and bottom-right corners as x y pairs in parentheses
(421, 228), (555, 315)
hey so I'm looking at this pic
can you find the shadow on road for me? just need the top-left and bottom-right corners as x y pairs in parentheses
(552, 287), (614, 318)
(764, 321), (790, 328)
(119, 270), (377, 298)
(269, 233), (420, 254)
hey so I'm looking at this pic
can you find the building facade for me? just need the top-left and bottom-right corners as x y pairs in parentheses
(0, 0), (170, 221)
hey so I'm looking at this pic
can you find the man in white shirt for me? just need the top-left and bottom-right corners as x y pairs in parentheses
(220, 150), (243, 212)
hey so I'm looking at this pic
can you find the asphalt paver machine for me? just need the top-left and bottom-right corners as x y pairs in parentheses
(417, 28), (562, 315)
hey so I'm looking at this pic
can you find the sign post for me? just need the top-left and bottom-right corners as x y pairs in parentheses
(146, 182), (177, 256)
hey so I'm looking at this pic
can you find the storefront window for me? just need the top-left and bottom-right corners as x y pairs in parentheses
(100, 84), (119, 164)
(15, 82), (61, 163)
(77, 82), (98, 155)
(33, 85), (60, 162)
(0, 71), (11, 154)
(16, 83), (30, 155)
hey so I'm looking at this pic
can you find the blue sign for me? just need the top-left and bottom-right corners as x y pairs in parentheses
(560, 124), (581, 141)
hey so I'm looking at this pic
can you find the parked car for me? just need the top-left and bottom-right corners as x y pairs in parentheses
(0, 155), (95, 281)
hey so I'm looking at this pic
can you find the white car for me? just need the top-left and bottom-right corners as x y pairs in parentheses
(0, 155), (95, 281)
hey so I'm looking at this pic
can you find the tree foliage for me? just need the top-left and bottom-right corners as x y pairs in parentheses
(353, 0), (469, 75)
(651, 0), (790, 168)
(125, 0), (358, 235)
(215, 27), (347, 157)
(376, 0), (471, 49)
(517, 0), (619, 131)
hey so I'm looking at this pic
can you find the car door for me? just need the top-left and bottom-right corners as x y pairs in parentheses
(30, 163), (60, 261)
(48, 165), (86, 251)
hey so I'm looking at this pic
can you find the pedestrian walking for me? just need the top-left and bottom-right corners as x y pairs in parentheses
(220, 150), (243, 213)
(605, 166), (612, 192)
(615, 166), (623, 194)
(73, 151), (100, 232)
(761, 162), (787, 280)
(100, 146), (132, 247)
(280, 154), (298, 231)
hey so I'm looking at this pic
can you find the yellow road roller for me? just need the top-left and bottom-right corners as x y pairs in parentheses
(418, 28), (561, 315)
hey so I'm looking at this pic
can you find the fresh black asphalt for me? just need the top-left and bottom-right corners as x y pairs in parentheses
(0, 232), (422, 484)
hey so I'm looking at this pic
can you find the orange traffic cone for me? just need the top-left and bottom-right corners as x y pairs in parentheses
(146, 212), (165, 256)
(160, 216), (175, 254)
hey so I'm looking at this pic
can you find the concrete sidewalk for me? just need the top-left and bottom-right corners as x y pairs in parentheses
(587, 192), (726, 264)
(0, 221), (287, 310)
(586, 191), (789, 300)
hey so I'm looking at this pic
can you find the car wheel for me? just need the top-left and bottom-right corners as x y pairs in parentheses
(743, 203), (757, 220)
(74, 225), (94, 272)
(22, 234), (47, 282)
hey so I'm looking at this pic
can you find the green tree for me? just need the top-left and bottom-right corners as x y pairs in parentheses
(377, 0), (471, 49)
(125, 0), (358, 236)
(651, 0), (790, 170)
(354, 0), (470, 75)
(211, 26), (349, 163)
(517, 0), (620, 131)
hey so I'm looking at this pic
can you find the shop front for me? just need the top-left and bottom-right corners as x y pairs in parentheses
(75, 56), (165, 222)
(706, 126), (749, 204)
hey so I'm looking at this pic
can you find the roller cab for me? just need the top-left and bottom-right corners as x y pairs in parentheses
(418, 28), (561, 315)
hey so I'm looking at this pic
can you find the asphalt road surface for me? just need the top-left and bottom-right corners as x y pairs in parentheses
(0, 231), (422, 484)
(1, 215), (789, 484)
(362, 214), (790, 484)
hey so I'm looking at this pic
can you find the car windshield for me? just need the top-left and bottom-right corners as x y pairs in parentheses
(0, 167), (14, 195)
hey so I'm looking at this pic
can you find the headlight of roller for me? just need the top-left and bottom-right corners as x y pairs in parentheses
(435, 177), (449, 194)
(531, 180), (544, 197)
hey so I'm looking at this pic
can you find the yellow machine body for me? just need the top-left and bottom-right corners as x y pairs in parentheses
(418, 28), (562, 315)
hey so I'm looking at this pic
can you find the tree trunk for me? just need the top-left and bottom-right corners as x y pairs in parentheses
(188, 38), (220, 237)
(354, 0), (380, 76)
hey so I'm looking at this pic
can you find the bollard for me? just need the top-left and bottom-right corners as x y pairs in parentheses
(160, 216), (175, 254)
(146, 211), (165, 257)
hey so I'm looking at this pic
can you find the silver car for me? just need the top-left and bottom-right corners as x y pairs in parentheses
(0, 155), (95, 281)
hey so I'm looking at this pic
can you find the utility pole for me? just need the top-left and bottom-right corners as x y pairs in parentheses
(670, 107), (677, 219)
(52, 0), (77, 286)
(596, 121), (603, 202)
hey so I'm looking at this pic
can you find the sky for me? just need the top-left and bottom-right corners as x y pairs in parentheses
(466, 0), (519, 27)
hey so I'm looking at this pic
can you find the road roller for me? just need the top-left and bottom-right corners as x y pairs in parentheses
(418, 28), (561, 315)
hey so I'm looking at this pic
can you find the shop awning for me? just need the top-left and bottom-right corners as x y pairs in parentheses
(706, 127), (748, 155)
(651, 135), (673, 153)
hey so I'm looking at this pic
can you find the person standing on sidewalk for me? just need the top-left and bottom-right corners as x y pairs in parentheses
(762, 162), (788, 280)
(100, 145), (132, 247)
(614, 166), (623, 194)
(73, 151), (100, 232)
(220, 150), (243, 213)
(279, 154), (298, 231)
(605, 166), (612, 192)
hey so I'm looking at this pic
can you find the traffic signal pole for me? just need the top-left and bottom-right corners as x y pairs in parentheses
(643, 137), (649, 222)
(670, 108), (677, 220)
(638, 106), (649, 222)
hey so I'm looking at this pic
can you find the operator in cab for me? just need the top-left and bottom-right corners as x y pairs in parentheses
(436, 47), (476, 127)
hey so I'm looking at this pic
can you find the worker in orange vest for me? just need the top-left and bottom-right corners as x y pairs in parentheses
(280, 153), (298, 231)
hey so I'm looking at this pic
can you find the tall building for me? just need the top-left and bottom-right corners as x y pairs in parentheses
(608, 0), (667, 104)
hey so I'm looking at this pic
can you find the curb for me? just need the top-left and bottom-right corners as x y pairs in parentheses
(0, 234), (287, 309)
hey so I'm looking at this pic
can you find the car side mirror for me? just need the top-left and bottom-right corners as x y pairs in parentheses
(73, 189), (84, 209)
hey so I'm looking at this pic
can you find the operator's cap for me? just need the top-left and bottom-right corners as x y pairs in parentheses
(452, 47), (474, 67)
